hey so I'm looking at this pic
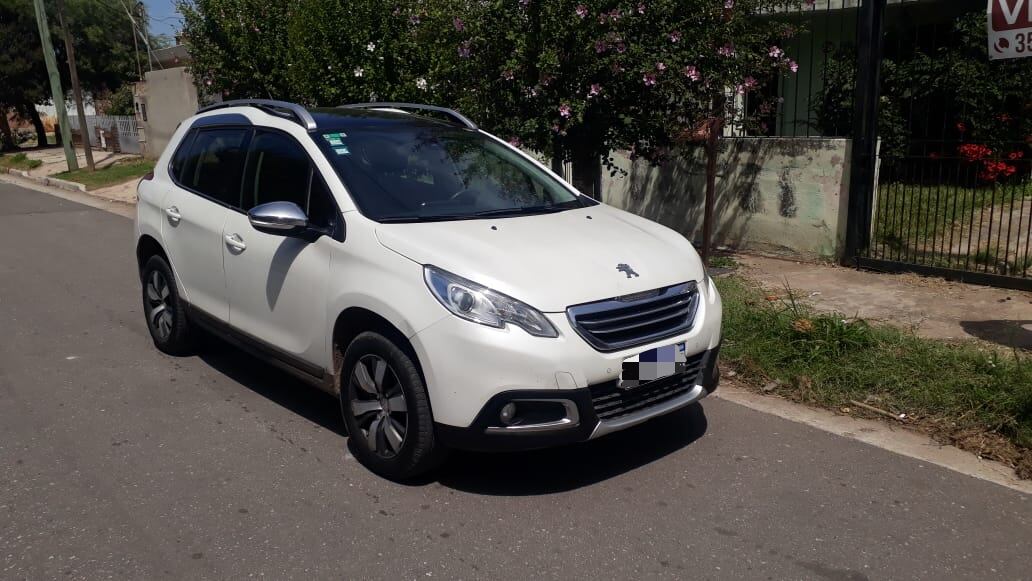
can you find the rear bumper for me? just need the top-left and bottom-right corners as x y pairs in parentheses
(435, 345), (720, 452)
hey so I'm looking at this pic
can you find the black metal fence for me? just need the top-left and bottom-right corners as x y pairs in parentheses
(852, 0), (1032, 290)
(861, 142), (1032, 288)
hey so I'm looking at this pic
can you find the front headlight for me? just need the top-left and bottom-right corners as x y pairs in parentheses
(423, 265), (559, 338)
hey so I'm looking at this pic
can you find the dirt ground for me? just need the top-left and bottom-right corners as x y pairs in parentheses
(735, 254), (1032, 350)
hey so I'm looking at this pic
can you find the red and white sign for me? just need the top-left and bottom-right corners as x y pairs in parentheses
(988, 0), (1032, 59)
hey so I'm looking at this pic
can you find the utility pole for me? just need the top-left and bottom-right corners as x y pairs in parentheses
(131, 3), (142, 80)
(31, 0), (77, 171)
(55, 0), (94, 171)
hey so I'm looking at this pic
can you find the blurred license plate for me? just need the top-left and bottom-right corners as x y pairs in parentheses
(619, 342), (687, 390)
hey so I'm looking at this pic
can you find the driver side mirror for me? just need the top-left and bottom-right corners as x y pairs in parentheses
(247, 201), (309, 236)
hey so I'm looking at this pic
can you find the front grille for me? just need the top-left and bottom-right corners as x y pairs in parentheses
(590, 352), (706, 421)
(566, 282), (699, 352)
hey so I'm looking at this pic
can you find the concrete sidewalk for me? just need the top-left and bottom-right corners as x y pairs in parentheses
(20, 146), (136, 178)
(736, 254), (1032, 350)
(5, 147), (140, 202)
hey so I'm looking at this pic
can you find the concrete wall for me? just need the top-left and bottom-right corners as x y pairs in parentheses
(602, 138), (852, 259)
(138, 67), (200, 159)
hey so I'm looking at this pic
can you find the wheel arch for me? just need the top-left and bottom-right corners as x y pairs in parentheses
(136, 234), (169, 277)
(331, 307), (429, 397)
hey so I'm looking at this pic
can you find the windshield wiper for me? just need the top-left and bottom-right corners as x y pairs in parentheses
(467, 205), (567, 217)
(377, 205), (568, 223)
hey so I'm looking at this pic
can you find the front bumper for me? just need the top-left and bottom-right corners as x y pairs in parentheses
(435, 345), (720, 452)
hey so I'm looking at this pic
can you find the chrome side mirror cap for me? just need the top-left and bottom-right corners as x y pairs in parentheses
(247, 201), (309, 236)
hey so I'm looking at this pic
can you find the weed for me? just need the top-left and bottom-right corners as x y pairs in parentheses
(717, 275), (1032, 467)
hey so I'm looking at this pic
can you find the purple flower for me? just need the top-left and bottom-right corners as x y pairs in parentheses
(637, 2), (646, 14)
(458, 41), (472, 58)
(669, 31), (681, 43)
(717, 43), (735, 57)
(743, 76), (758, 89)
(595, 40), (607, 53)
(724, 0), (734, 8)
(408, 14), (420, 25)
(769, 46), (784, 58)
(656, 62), (667, 72)
(588, 83), (602, 97)
(683, 65), (700, 81)
(788, 59), (799, 73)
(616, 42), (626, 53)
(575, 4), (588, 18)
(643, 72), (657, 87)
(559, 104), (572, 118)
(453, 17), (465, 31)
(508, 136), (522, 148)
(501, 69), (514, 81)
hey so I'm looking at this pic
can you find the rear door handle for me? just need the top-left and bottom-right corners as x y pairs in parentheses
(164, 206), (181, 223)
(224, 233), (247, 252)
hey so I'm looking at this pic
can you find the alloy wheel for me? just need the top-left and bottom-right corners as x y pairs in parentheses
(349, 354), (409, 458)
(145, 270), (174, 340)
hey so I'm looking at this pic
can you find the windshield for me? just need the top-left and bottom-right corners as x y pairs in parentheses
(315, 124), (593, 222)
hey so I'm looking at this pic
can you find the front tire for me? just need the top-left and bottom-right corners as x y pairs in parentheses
(339, 332), (447, 480)
(141, 255), (194, 355)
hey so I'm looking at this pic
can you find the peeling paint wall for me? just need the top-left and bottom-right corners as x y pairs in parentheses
(602, 138), (852, 259)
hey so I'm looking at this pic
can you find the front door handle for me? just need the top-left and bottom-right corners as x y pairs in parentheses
(224, 233), (247, 252)
(164, 206), (181, 223)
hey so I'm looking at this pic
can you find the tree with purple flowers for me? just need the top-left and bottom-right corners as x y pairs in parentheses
(180, 0), (802, 195)
(423, 0), (803, 194)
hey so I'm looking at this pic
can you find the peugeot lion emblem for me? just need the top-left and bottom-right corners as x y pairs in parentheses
(616, 263), (639, 278)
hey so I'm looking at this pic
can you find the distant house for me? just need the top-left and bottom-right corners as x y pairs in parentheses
(133, 44), (218, 159)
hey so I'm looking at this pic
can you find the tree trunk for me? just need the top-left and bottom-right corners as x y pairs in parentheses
(569, 144), (602, 199)
(25, 105), (47, 147)
(0, 110), (17, 152)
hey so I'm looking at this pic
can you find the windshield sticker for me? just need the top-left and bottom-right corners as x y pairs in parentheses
(322, 132), (346, 146)
(333, 145), (350, 155)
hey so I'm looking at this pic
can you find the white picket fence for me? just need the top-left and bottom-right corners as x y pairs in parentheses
(66, 115), (141, 155)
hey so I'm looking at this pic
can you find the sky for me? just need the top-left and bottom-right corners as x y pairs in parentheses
(143, 0), (182, 39)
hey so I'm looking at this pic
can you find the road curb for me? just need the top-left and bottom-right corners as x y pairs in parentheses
(1, 166), (87, 193)
(715, 383), (1032, 495)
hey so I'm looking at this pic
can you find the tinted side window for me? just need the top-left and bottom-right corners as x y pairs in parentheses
(243, 132), (310, 212)
(179, 128), (250, 207)
(244, 131), (336, 229)
(169, 131), (194, 182)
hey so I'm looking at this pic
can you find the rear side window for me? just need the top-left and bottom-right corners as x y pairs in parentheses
(168, 131), (194, 182)
(177, 128), (251, 207)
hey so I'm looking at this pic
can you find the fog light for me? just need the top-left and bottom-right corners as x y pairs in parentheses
(499, 402), (517, 425)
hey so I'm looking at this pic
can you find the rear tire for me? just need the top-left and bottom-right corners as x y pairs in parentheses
(141, 255), (194, 355)
(339, 332), (447, 480)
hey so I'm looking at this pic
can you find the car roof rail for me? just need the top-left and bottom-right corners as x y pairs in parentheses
(336, 102), (478, 130)
(196, 99), (318, 131)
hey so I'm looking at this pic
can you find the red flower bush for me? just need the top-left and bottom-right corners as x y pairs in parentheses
(957, 143), (1019, 183)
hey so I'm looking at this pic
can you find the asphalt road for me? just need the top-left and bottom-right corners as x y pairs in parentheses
(1, 181), (1029, 580)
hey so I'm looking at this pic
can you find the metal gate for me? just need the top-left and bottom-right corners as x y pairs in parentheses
(67, 115), (141, 155)
(849, 0), (1032, 291)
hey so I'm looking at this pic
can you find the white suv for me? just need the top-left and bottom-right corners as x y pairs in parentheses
(135, 100), (722, 479)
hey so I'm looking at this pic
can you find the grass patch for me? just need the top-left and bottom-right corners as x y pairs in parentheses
(55, 158), (154, 190)
(0, 152), (43, 171)
(716, 275), (1032, 476)
(707, 255), (739, 269)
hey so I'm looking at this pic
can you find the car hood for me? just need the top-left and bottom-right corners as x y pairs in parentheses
(374, 204), (704, 312)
